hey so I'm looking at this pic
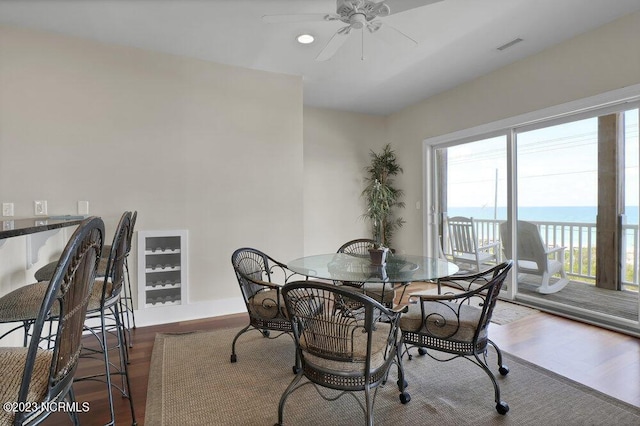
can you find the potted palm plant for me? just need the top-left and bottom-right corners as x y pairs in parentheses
(361, 144), (405, 265)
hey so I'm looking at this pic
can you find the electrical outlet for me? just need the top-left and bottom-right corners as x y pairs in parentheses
(2, 203), (14, 217)
(78, 201), (89, 215)
(34, 200), (48, 216)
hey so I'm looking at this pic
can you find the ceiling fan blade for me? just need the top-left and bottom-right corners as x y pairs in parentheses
(369, 22), (417, 48)
(316, 28), (352, 61)
(383, 0), (444, 15)
(262, 13), (339, 24)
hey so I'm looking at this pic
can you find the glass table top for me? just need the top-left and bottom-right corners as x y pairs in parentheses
(287, 253), (458, 283)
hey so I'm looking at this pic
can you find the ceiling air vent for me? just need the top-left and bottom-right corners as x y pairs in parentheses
(497, 38), (523, 51)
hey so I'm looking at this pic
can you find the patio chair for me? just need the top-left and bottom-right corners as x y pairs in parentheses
(399, 261), (513, 415)
(277, 280), (409, 426)
(230, 247), (308, 372)
(446, 216), (500, 272)
(0, 217), (104, 425)
(336, 238), (398, 307)
(499, 221), (569, 294)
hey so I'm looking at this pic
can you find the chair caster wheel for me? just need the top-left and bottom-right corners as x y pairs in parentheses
(262, 330), (270, 338)
(499, 365), (509, 376)
(496, 401), (509, 415)
(396, 379), (408, 390)
(418, 348), (427, 356)
(230, 354), (237, 363)
(399, 392), (411, 404)
(292, 366), (300, 374)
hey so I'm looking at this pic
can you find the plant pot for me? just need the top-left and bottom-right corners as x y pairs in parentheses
(368, 247), (389, 266)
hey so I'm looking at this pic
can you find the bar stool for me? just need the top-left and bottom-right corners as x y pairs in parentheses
(0, 216), (104, 425)
(34, 211), (138, 350)
(0, 212), (137, 425)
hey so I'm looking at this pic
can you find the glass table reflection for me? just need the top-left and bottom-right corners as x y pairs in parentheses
(288, 253), (459, 305)
(288, 253), (458, 283)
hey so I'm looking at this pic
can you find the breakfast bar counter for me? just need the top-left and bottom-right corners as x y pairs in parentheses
(0, 217), (84, 240)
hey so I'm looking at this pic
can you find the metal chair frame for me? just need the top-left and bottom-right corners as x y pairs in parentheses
(277, 280), (409, 426)
(230, 247), (308, 372)
(400, 261), (513, 415)
(336, 238), (407, 307)
(119, 210), (137, 349)
(75, 211), (137, 426)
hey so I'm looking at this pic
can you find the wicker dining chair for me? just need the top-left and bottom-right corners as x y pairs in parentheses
(399, 261), (513, 415)
(0, 216), (104, 426)
(336, 238), (398, 307)
(277, 280), (409, 426)
(230, 247), (308, 372)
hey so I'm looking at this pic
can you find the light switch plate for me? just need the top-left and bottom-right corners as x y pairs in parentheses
(78, 201), (89, 215)
(2, 203), (14, 217)
(34, 200), (48, 216)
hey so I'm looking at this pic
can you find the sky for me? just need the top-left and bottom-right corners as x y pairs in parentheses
(444, 108), (639, 210)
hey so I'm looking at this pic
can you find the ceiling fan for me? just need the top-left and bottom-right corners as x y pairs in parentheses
(263, 0), (443, 61)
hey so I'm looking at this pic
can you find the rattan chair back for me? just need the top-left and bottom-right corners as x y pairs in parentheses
(99, 211), (132, 307)
(277, 280), (408, 426)
(6, 217), (104, 425)
(337, 238), (377, 256)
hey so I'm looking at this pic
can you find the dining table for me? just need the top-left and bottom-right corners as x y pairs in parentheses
(287, 252), (459, 304)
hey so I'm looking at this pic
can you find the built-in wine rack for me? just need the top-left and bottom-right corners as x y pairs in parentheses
(137, 230), (188, 309)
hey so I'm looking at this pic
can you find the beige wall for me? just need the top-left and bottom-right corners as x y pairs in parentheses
(0, 25), (303, 322)
(2, 10), (640, 325)
(388, 11), (640, 255)
(302, 107), (388, 254)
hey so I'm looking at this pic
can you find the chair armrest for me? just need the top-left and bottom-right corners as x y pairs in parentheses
(477, 241), (500, 251)
(411, 282), (489, 303)
(391, 303), (409, 314)
(545, 245), (566, 260)
(240, 273), (283, 291)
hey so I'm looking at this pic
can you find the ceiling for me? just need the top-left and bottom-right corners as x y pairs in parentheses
(1, 0), (640, 115)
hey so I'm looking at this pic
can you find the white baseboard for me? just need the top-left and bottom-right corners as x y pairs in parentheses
(133, 296), (246, 327)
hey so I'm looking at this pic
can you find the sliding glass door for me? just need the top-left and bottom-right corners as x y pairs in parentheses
(514, 108), (640, 323)
(429, 103), (640, 332)
(433, 135), (507, 290)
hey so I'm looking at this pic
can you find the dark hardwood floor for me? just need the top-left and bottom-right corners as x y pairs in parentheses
(41, 294), (639, 425)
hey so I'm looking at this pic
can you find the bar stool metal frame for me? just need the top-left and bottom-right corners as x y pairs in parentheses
(75, 211), (137, 426)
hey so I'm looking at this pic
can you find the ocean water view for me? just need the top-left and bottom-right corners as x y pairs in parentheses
(448, 206), (640, 225)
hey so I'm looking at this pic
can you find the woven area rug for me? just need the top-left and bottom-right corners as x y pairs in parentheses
(146, 328), (640, 425)
(491, 300), (539, 325)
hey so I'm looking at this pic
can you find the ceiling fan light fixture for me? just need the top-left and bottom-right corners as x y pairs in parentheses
(296, 34), (315, 44)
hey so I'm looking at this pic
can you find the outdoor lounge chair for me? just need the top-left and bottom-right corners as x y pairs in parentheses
(499, 221), (569, 294)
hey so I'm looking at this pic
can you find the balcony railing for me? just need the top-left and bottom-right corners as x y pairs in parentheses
(461, 218), (639, 291)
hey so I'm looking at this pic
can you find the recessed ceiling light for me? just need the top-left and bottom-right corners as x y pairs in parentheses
(297, 34), (315, 44)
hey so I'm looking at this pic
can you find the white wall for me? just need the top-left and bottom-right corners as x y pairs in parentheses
(387, 11), (640, 255)
(302, 107), (388, 254)
(0, 25), (303, 323)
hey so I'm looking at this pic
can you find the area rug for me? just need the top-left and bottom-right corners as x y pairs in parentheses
(491, 300), (539, 325)
(146, 328), (640, 426)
